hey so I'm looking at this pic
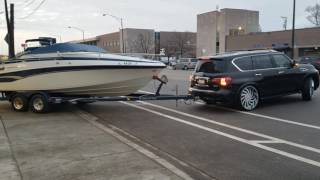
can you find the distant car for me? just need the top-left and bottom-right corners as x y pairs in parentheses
(300, 56), (320, 71)
(172, 58), (198, 70)
(189, 50), (320, 111)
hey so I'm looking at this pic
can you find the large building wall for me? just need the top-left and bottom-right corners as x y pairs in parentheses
(197, 8), (259, 57)
(97, 32), (121, 53)
(219, 9), (259, 54)
(197, 11), (219, 57)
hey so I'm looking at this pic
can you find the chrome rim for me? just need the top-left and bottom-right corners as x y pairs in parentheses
(240, 86), (259, 111)
(310, 79), (315, 96)
(33, 98), (44, 111)
(13, 97), (24, 110)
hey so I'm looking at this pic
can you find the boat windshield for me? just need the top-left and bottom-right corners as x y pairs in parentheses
(25, 43), (107, 55)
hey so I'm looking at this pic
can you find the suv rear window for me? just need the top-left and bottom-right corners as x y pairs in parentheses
(233, 57), (253, 71)
(196, 59), (225, 73)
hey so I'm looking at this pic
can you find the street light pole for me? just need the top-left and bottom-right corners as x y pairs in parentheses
(291, 0), (296, 59)
(68, 26), (85, 42)
(103, 13), (125, 53)
(50, 35), (62, 43)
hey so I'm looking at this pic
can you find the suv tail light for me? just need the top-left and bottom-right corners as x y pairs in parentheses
(212, 77), (232, 87)
(315, 60), (320, 65)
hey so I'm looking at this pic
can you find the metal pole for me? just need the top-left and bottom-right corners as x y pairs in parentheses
(291, 0), (296, 59)
(102, 13), (125, 53)
(120, 18), (125, 53)
(9, 3), (14, 58)
(68, 26), (85, 42)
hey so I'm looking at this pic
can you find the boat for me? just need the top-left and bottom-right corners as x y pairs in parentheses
(0, 38), (166, 97)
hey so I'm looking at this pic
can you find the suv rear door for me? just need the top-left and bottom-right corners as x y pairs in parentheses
(252, 55), (282, 97)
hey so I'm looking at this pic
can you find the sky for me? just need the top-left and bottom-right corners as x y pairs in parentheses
(0, 0), (320, 55)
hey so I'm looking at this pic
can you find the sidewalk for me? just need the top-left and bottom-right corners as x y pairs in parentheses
(0, 102), (185, 180)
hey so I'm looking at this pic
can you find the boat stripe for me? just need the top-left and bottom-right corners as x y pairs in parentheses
(0, 65), (165, 82)
(5, 57), (161, 64)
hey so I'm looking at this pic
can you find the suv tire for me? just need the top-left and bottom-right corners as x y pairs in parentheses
(302, 78), (315, 101)
(238, 85), (259, 111)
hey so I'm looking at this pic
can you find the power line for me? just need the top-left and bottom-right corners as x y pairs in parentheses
(24, 0), (36, 8)
(17, 0), (46, 19)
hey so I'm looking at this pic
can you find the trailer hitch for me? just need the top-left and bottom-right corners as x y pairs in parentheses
(153, 75), (168, 96)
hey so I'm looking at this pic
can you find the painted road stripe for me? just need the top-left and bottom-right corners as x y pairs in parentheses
(75, 109), (194, 180)
(138, 101), (320, 154)
(215, 105), (320, 131)
(122, 102), (320, 168)
(250, 140), (282, 144)
(141, 90), (320, 131)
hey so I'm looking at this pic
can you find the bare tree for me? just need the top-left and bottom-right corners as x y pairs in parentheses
(164, 32), (195, 58)
(306, 3), (320, 26)
(129, 33), (154, 53)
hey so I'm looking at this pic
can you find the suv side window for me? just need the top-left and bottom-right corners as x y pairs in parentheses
(234, 56), (253, 71)
(252, 55), (274, 70)
(272, 54), (291, 68)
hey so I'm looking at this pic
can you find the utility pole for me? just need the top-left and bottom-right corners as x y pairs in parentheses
(102, 13), (126, 53)
(4, 0), (15, 58)
(291, 0), (296, 59)
(281, 16), (288, 30)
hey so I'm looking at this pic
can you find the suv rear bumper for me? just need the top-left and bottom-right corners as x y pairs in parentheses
(189, 87), (235, 103)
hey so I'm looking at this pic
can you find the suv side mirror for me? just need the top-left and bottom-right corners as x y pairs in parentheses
(291, 60), (298, 68)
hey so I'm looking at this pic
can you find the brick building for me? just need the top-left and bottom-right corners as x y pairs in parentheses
(226, 27), (320, 59)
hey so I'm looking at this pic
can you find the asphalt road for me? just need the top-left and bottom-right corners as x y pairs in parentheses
(81, 69), (320, 180)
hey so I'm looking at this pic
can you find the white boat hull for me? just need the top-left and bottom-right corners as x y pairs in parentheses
(0, 53), (165, 97)
(0, 69), (162, 96)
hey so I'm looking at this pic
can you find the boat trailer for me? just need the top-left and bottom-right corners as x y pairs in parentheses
(0, 75), (194, 113)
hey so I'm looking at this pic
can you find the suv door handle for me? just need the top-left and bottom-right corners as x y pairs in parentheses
(278, 71), (285, 74)
(255, 73), (262, 76)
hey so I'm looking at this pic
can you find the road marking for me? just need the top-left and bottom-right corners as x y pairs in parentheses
(139, 101), (320, 154)
(215, 105), (320, 131)
(122, 102), (320, 168)
(249, 140), (282, 144)
(141, 90), (320, 131)
(75, 109), (194, 180)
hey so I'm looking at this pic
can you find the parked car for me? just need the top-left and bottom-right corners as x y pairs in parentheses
(300, 56), (320, 71)
(172, 58), (198, 70)
(189, 50), (320, 111)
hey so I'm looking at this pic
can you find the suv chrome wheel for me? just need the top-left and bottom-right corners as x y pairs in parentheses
(310, 79), (315, 97)
(240, 86), (259, 111)
(302, 78), (315, 101)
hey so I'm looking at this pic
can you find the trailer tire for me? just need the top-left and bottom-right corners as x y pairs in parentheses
(11, 94), (29, 112)
(30, 94), (50, 113)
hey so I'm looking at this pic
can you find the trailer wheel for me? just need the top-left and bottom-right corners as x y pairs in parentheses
(11, 94), (29, 112)
(30, 94), (50, 113)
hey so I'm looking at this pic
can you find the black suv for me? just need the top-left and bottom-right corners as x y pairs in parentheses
(189, 50), (320, 111)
